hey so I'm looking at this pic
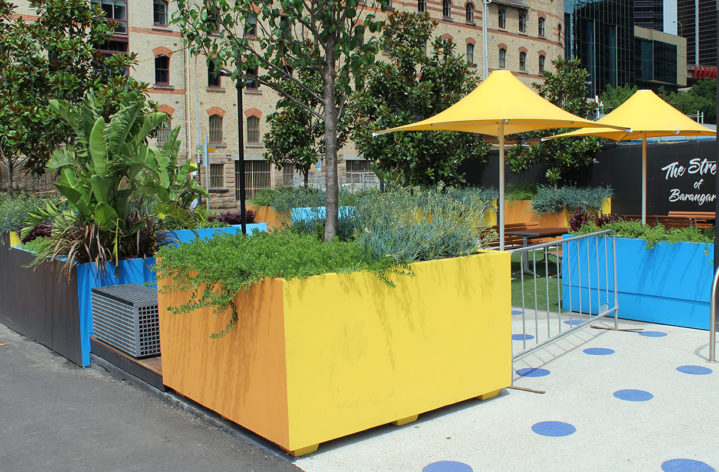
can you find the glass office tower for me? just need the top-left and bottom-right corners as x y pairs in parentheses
(564, 0), (635, 97)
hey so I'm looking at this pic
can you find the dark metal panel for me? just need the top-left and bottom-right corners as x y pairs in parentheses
(0, 234), (82, 365)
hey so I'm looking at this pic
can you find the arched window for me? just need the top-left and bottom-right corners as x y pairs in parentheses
(154, 55), (169, 85)
(246, 116), (260, 143)
(466, 3), (474, 23)
(245, 67), (259, 90)
(418, 0), (426, 12)
(498, 9), (505, 28)
(156, 119), (171, 146)
(519, 51), (526, 71)
(466, 43), (475, 65)
(519, 13), (526, 33)
(538, 17), (545, 37)
(442, 0), (451, 18)
(209, 114), (223, 144)
(539, 55), (545, 73)
(499, 48), (506, 68)
(208, 60), (221, 87)
(153, 0), (167, 26)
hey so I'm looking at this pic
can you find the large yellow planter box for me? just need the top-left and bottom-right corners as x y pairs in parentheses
(8, 232), (21, 247)
(246, 204), (289, 230)
(158, 251), (511, 455)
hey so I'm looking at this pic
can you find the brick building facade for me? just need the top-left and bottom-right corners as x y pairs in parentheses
(11, 0), (563, 208)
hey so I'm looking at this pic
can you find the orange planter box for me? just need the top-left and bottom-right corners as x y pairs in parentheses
(246, 205), (289, 230)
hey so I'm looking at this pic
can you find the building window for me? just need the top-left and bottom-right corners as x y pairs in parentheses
(282, 165), (296, 186)
(442, 0), (451, 18)
(210, 163), (224, 188)
(466, 43), (475, 65)
(539, 55), (545, 73)
(345, 160), (372, 184)
(538, 17), (545, 37)
(499, 48), (506, 68)
(209, 114), (223, 144)
(465, 3), (474, 23)
(238, 161), (271, 199)
(245, 14), (257, 37)
(498, 8), (505, 28)
(156, 120), (171, 146)
(154, 55), (169, 85)
(245, 67), (259, 90)
(558, 23), (562, 42)
(153, 0), (167, 26)
(246, 116), (260, 144)
(519, 51), (526, 71)
(519, 13), (526, 33)
(418, 0), (426, 12)
(208, 61), (221, 87)
(92, 0), (127, 33)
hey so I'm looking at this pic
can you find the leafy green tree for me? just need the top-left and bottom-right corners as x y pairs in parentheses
(348, 12), (489, 187)
(661, 78), (717, 123)
(174, 0), (389, 241)
(263, 70), (350, 187)
(600, 83), (638, 113)
(506, 58), (602, 186)
(0, 0), (146, 196)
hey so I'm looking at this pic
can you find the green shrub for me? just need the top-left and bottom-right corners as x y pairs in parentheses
(157, 231), (408, 336)
(531, 186), (612, 215)
(353, 187), (495, 262)
(0, 194), (56, 236)
(573, 219), (713, 248)
(506, 184), (537, 201)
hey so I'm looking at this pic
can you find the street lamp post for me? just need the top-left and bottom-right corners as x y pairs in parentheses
(220, 67), (247, 235)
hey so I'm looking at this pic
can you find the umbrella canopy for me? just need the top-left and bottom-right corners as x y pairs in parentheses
(374, 70), (627, 249)
(548, 90), (716, 224)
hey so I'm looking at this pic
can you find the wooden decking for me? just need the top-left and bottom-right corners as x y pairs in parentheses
(90, 337), (165, 391)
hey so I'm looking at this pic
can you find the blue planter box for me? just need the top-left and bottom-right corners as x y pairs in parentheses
(562, 236), (713, 330)
(291, 206), (355, 223)
(164, 223), (267, 245)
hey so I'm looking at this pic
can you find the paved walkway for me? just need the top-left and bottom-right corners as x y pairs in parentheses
(0, 324), (301, 472)
(2, 318), (717, 472)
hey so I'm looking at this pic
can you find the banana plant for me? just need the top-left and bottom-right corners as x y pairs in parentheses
(22, 91), (207, 272)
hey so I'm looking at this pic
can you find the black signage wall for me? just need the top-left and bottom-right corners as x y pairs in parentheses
(460, 140), (717, 217)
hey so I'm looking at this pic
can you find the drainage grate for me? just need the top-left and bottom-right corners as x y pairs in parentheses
(91, 284), (160, 358)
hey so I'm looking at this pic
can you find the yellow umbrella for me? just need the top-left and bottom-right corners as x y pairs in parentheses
(547, 89), (716, 224)
(373, 70), (627, 249)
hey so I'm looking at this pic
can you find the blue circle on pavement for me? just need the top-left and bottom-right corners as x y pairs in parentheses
(423, 461), (473, 472)
(639, 331), (668, 337)
(613, 389), (654, 402)
(583, 347), (615, 356)
(516, 368), (550, 377)
(531, 421), (576, 437)
(677, 365), (713, 375)
(511, 309), (522, 316)
(661, 458), (715, 472)
(564, 319), (584, 325)
(512, 334), (534, 341)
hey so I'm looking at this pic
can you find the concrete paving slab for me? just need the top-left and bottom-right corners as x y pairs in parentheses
(0, 324), (301, 472)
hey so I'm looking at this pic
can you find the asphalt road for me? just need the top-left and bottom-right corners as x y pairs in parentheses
(0, 324), (303, 472)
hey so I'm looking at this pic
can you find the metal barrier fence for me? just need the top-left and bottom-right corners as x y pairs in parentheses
(709, 267), (719, 362)
(509, 230), (619, 361)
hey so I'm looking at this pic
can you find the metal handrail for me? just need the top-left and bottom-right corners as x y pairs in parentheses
(710, 267), (719, 362)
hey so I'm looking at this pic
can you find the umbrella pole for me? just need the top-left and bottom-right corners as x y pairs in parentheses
(499, 121), (505, 251)
(642, 135), (647, 225)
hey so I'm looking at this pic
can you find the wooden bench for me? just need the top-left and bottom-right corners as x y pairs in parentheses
(485, 223), (540, 250)
(668, 211), (715, 229)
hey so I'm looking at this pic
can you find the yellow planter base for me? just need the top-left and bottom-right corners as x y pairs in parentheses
(8, 232), (21, 247)
(158, 251), (511, 454)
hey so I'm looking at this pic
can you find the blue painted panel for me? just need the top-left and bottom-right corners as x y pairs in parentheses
(291, 206), (355, 223)
(164, 223), (267, 246)
(562, 236), (713, 330)
(76, 258), (157, 366)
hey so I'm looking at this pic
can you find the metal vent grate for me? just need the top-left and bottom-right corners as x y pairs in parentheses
(91, 284), (160, 358)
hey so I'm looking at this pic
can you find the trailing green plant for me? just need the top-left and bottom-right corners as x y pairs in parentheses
(353, 186), (496, 262)
(22, 91), (207, 275)
(531, 186), (612, 215)
(19, 235), (52, 253)
(157, 231), (409, 336)
(572, 219), (714, 248)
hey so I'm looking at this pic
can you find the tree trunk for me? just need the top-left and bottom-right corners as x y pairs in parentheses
(322, 38), (339, 242)
(303, 169), (309, 188)
(6, 159), (14, 198)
